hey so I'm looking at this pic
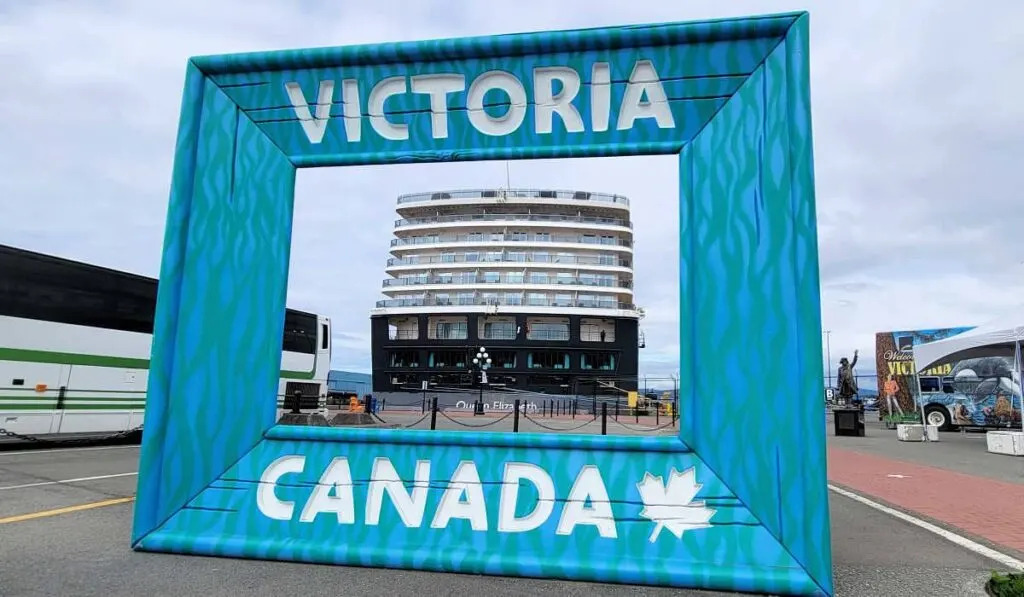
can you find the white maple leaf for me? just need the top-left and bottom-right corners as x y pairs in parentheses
(636, 467), (717, 543)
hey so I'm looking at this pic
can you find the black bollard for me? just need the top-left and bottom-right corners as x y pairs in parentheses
(601, 402), (608, 435)
(513, 399), (520, 433)
(430, 397), (438, 430)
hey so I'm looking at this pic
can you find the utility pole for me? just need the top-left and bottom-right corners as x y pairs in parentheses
(823, 330), (833, 388)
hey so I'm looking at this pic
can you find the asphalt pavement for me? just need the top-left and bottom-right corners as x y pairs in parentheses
(0, 431), (1011, 596)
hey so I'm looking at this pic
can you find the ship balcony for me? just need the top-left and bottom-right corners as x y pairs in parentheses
(389, 234), (633, 255)
(374, 295), (636, 311)
(381, 275), (633, 295)
(382, 250), (626, 270)
(392, 213), (632, 234)
(395, 189), (630, 211)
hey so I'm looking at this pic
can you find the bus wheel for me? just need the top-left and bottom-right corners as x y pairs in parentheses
(924, 405), (953, 432)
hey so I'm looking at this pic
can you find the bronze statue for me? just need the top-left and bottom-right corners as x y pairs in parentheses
(837, 349), (859, 406)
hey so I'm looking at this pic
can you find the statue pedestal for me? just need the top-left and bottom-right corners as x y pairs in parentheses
(276, 412), (330, 427)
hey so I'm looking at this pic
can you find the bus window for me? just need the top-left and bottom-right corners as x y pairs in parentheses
(941, 377), (955, 394)
(919, 376), (941, 393)
(321, 324), (329, 350)
(282, 310), (317, 354)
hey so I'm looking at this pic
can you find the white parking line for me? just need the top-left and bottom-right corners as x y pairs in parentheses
(0, 472), (138, 491)
(0, 445), (139, 457)
(829, 484), (1024, 571)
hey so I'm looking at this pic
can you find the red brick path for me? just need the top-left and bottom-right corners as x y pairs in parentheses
(828, 447), (1024, 553)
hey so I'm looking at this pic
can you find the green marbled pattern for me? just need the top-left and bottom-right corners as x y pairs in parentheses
(678, 13), (829, 593)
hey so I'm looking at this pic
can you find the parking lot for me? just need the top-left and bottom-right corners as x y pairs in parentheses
(0, 418), (1020, 596)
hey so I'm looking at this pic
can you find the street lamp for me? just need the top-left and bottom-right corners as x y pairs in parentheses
(823, 330), (833, 389)
(472, 347), (491, 415)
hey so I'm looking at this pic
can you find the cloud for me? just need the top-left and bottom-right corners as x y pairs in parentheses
(2, 0), (1022, 385)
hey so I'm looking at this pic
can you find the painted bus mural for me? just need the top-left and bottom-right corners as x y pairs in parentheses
(875, 327), (1023, 431)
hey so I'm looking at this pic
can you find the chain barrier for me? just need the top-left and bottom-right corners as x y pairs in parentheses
(606, 417), (678, 433)
(376, 411), (432, 429)
(0, 425), (143, 447)
(437, 410), (514, 428)
(366, 410), (422, 428)
(520, 412), (597, 433)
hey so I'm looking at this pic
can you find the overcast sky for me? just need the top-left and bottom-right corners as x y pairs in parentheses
(2, 0), (1022, 384)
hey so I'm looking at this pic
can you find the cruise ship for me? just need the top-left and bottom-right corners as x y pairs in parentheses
(368, 188), (643, 398)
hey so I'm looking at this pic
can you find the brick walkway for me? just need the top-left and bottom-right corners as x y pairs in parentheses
(829, 446), (1024, 553)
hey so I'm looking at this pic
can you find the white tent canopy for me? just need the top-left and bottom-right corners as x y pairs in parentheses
(913, 305), (1024, 374)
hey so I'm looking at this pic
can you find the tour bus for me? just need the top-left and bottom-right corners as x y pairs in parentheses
(875, 327), (1021, 431)
(0, 243), (331, 443)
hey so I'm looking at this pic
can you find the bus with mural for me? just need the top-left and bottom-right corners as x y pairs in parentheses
(874, 326), (1022, 431)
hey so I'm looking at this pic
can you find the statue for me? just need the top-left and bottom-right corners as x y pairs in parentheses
(837, 349), (859, 407)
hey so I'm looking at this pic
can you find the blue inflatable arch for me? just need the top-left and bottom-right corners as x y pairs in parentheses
(131, 11), (832, 596)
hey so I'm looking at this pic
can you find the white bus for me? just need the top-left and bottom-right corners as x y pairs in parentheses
(0, 243), (331, 444)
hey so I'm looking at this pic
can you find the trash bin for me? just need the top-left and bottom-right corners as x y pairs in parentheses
(833, 407), (865, 437)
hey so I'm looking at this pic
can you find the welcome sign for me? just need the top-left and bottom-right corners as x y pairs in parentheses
(281, 59), (680, 145)
(206, 36), (775, 165)
(255, 454), (714, 541)
(141, 429), (819, 593)
(132, 11), (832, 597)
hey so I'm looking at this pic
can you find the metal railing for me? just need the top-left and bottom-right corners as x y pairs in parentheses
(386, 330), (618, 342)
(383, 275), (632, 289)
(395, 213), (631, 229)
(388, 331), (520, 342)
(386, 253), (631, 268)
(375, 297), (635, 310)
(391, 234), (632, 248)
(527, 330), (571, 341)
(396, 189), (630, 206)
(322, 390), (680, 437)
(481, 329), (517, 340)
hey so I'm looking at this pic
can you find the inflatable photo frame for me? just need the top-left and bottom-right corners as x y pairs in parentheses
(131, 11), (832, 596)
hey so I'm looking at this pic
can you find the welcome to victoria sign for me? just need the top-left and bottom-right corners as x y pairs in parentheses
(130, 11), (833, 597)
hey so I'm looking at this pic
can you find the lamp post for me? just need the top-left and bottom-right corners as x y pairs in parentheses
(823, 330), (833, 389)
(472, 347), (491, 415)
